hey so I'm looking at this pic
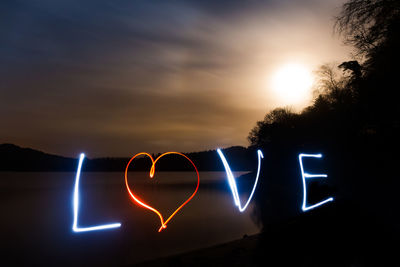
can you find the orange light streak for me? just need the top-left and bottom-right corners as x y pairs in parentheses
(124, 152), (200, 232)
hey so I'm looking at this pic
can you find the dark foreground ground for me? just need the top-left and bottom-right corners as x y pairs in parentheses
(133, 201), (399, 267)
(134, 234), (260, 267)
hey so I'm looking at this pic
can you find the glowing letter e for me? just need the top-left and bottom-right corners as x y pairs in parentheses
(299, 153), (333, 212)
(72, 153), (121, 232)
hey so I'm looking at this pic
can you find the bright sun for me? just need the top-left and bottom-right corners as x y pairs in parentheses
(271, 63), (314, 105)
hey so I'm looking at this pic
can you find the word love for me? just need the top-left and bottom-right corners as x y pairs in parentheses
(72, 150), (333, 233)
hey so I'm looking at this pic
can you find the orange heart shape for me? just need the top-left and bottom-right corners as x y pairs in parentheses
(124, 152), (200, 232)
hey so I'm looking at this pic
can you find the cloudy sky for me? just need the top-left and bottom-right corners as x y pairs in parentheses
(0, 0), (351, 157)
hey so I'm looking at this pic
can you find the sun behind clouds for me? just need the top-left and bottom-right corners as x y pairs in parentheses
(271, 63), (314, 107)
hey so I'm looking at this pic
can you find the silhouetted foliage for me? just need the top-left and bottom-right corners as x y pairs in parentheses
(250, 0), (400, 265)
(248, 107), (299, 147)
(335, 0), (400, 57)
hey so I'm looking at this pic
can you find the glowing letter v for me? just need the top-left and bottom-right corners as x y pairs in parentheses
(72, 153), (121, 232)
(217, 149), (263, 212)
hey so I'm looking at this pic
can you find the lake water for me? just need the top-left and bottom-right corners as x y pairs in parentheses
(0, 172), (260, 266)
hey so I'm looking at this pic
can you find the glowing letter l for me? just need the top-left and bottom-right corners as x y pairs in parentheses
(72, 153), (121, 232)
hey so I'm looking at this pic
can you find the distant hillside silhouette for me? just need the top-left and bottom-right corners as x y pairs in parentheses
(0, 144), (257, 172)
(0, 144), (76, 171)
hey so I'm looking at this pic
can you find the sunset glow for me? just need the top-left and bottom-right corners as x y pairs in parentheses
(271, 63), (314, 106)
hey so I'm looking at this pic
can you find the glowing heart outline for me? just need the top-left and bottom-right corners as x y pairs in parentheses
(217, 149), (263, 212)
(124, 152), (200, 232)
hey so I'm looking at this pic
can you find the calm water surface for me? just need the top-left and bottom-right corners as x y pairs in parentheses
(0, 172), (260, 266)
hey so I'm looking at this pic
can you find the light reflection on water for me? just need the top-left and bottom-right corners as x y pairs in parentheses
(0, 172), (260, 266)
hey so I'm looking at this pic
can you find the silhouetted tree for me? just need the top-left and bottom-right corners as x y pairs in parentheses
(335, 0), (400, 58)
(250, 1), (400, 265)
(248, 107), (298, 147)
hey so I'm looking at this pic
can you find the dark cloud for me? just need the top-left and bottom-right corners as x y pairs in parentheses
(0, 0), (348, 156)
